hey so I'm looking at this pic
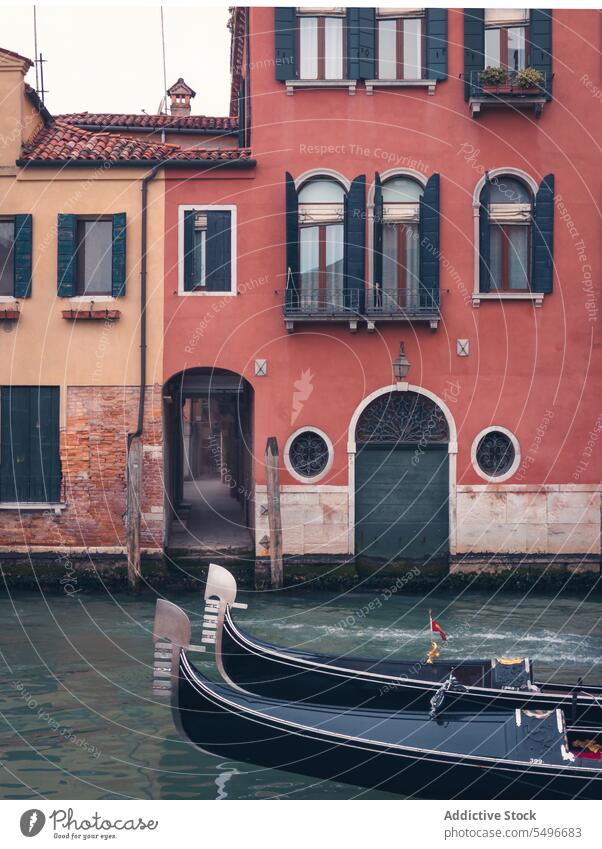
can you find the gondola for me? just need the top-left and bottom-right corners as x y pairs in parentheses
(203, 564), (602, 728)
(152, 598), (602, 799)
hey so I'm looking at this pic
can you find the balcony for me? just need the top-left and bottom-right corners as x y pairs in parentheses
(365, 286), (440, 331)
(284, 286), (361, 332)
(283, 285), (440, 332)
(467, 70), (549, 118)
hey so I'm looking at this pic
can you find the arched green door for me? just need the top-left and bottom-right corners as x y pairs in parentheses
(354, 392), (449, 566)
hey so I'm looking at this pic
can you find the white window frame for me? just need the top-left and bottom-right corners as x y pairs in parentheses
(177, 204), (237, 297)
(471, 426), (521, 484)
(471, 168), (544, 307)
(284, 426), (334, 484)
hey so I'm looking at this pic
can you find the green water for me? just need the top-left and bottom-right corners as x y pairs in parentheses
(0, 586), (600, 800)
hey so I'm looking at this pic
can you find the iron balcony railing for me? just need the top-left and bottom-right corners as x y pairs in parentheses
(284, 286), (361, 317)
(468, 70), (550, 100)
(365, 285), (440, 318)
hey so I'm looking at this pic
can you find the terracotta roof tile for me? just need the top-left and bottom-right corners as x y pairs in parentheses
(19, 121), (251, 164)
(56, 112), (237, 131)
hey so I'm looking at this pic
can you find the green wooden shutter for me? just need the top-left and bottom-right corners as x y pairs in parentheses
(0, 387), (30, 502)
(532, 174), (554, 294)
(373, 172), (383, 295)
(205, 211), (232, 292)
(29, 387), (61, 503)
(344, 175), (366, 313)
(275, 7), (296, 81)
(285, 172), (299, 309)
(183, 209), (196, 292)
(57, 213), (77, 297)
(0, 386), (59, 503)
(479, 177), (491, 292)
(530, 10), (552, 100)
(111, 212), (127, 297)
(464, 9), (485, 100)
(419, 173), (440, 310)
(13, 214), (32, 298)
(347, 7), (375, 80)
(425, 8), (448, 81)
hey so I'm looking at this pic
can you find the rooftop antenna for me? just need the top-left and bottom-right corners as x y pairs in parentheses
(33, 6), (39, 93)
(160, 6), (168, 116)
(32, 6), (48, 103)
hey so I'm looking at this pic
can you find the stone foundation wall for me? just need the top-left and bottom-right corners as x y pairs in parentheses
(255, 482), (601, 559)
(456, 485), (600, 555)
(0, 385), (164, 551)
(255, 485), (351, 556)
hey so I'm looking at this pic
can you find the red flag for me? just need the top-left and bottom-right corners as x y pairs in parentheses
(430, 611), (447, 642)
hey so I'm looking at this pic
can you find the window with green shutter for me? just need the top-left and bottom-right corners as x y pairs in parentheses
(465, 9), (552, 102)
(0, 219), (16, 296)
(1, 215), (33, 298)
(181, 207), (234, 293)
(477, 173), (553, 296)
(0, 386), (61, 504)
(370, 173), (440, 316)
(57, 213), (127, 297)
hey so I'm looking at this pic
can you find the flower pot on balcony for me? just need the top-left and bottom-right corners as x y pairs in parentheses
(483, 83), (512, 94)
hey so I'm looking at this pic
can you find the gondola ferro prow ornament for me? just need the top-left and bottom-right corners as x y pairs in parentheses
(203, 563), (248, 688)
(152, 599), (203, 698)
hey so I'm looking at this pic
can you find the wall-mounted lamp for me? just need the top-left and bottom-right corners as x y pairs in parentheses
(392, 342), (411, 382)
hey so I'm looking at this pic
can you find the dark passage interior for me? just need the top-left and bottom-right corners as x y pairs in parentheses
(165, 370), (253, 551)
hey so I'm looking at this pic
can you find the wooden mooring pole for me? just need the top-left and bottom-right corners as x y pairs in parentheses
(265, 437), (283, 588)
(126, 437), (142, 590)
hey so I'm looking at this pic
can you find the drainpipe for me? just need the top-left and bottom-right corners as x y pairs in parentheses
(126, 162), (162, 590)
(129, 162), (162, 446)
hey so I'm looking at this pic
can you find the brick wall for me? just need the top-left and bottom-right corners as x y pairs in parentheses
(0, 385), (164, 551)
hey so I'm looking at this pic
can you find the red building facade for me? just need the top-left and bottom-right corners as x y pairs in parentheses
(162, 8), (601, 577)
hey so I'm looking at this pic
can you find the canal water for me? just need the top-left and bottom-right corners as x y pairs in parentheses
(0, 586), (600, 800)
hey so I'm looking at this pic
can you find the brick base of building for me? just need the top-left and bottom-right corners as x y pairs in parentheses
(0, 384), (164, 551)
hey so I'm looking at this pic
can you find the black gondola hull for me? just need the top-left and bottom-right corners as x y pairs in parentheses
(220, 609), (602, 728)
(176, 652), (602, 800)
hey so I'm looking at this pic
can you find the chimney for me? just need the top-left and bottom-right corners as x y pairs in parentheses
(0, 47), (35, 166)
(166, 77), (196, 117)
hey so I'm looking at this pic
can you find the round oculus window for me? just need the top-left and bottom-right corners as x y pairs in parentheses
(288, 431), (330, 479)
(475, 430), (515, 477)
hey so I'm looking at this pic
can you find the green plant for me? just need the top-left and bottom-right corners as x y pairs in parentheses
(479, 66), (508, 86)
(515, 67), (544, 89)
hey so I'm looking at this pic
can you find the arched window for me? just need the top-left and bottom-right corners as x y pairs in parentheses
(481, 174), (532, 292)
(377, 175), (424, 310)
(298, 177), (345, 311)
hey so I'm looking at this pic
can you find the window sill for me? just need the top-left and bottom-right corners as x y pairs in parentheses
(365, 79), (437, 96)
(62, 309), (121, 321)
(286, 79), (357, 96)
(177, 289), (237, 297)
(0, 502), (66, 514)
(69, 296), (115, 304)
(472, 292), (544, 308)
(0, 296), (19, 305)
